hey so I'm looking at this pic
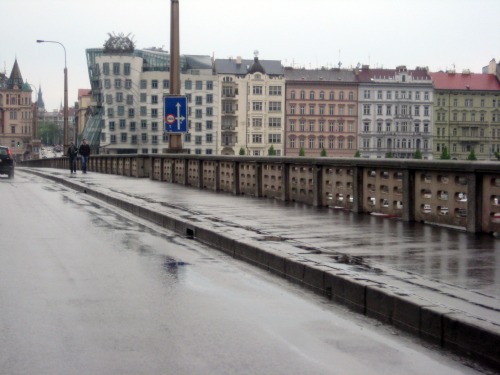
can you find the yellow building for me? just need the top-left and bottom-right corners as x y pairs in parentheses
(431, 70), (500, 160)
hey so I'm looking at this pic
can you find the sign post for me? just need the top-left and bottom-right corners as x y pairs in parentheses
(164, 95), (188, 133)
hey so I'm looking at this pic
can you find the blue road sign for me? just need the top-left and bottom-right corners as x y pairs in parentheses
(164, 95), (188, 133)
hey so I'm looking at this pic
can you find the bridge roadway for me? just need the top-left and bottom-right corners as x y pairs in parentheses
(21, 167), (500, 370)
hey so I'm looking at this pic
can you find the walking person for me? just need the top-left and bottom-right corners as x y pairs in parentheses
(67, 142), (78, 174)
(78, 138), (91, 174)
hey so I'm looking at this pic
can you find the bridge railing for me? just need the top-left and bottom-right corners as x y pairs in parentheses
(19, 155), (500, 235)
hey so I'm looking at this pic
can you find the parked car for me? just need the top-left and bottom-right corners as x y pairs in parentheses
(0, 146), (15, 178)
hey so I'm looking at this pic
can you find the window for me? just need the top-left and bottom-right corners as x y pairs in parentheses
(125, 79), (132, 89)
(140, 93), (147, 103)
(128, 108), (135, 117)
(140, 80), (147, 89)
(206, 134), (213, 143)
(117, 106), (125, 116)
(103, 63), (110, 75)
(206, 107), (213, 116)
(252, 134), (262, 143)
(126, 95), (134, 105)
(377, 105), (383, 115)
(206, 94), (213, 104)
(329, 105), (335, 116)
(163, 80), (170, 89)
(152, 122), (158, 131)
(269, 118), (281, 128)
(109, 121), (115, 131)
(289, 120), (295, 131)
(309, 121), (315, 132)
(363, 104), (371, 115)
(141, 120), (147, 129)
(112, 63), (120, 75)
(387, 91), (392, 100)
(107, 108), (114, 117)
(364, 90), (370, 99)
(195, 109), (202, 118)
(319, 91), (325, 100)
(329, 121), (335, 132)
(185, 80), (192, 90)
(141, 133), (148, 142)
(268, 134), (281, 143)
(268, 86), (282, 96)
(377, 90), (383, 99)
(104, 79), (111, 89)
(424, 106), (429, 116)
(363, 122), (370, 132)
(300, 90), (305, 99)
(253, 102), (263, 111)
(424, 92), (429, 101)
(269, 102), (281, 112)
(130, 121), (136, 131)
(195, 136), (202, 145)
(152, 80), (158, 89)
(114, 79), (122, 89)
(414, 106), (420, 116)
(116, 92), (123, 102)
(195, 96), (202, 105)
(106, 94), (113, 104)
(124, 63), (130, 75)
(253, 86), (263, 95)
(196, 80), (203, 90)
(290, 91), (296, 99)
(329, 91), (334, 100)
(310, 91), (315, 100)
(206, 120), (213, 129)
(339, 91), (344, 100)
(121, 133), (127, 142)
(206, 81), (213, 90)
(110, 135), (116, 144)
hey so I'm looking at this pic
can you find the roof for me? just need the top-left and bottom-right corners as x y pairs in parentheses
(78, 89), (92, 98)
(7, 59), (24, 89)
(214, 58), (283, 76)
(356, 66), (431, 83)
(285, 68), (356, 82)
(430, 71), (500, 91)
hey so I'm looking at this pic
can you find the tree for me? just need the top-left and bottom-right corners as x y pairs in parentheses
(495, 151), (500, 161)
(299, 147), (305, 156)
(38, 121), (62, 146)
(413, 148), (422, 159)
(440, 146), (451, 160)
(467, 149), (477, 161)
(385, 151), (393, 158)
(320, 148), (327, 157)
(354, 150), (361, 158)
(239, 147), (246, 156)
(268, 145), (276, 156)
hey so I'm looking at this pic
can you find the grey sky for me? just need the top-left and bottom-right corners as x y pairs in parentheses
(2, 0), (499, 111)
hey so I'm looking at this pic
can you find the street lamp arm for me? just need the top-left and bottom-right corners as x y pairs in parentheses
(36, 39), (67, 68)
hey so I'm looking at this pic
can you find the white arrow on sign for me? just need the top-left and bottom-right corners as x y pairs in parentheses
(176, 102), (186, 130)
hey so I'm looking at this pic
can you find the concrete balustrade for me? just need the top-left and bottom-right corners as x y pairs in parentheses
(20, 155), (500, 235)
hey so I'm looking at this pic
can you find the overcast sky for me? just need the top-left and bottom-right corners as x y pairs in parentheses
(2, 0), (499, 111)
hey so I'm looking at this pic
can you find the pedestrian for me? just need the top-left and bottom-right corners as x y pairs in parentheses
(67, 142), (78, 174)
(78, 138), (91, 174)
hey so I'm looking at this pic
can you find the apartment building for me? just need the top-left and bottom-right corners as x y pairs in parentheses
(86, 42), (217, 155)
(0, 60), (35, 160)
(357, 65), (434, 159)
(285, 68), (358, 157)
(430, 70), (500, 160)
(215, 54), (285, 156)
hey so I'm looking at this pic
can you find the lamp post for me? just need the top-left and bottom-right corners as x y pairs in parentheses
(36, 39), (68, 152)
(28, 83), (40, 158)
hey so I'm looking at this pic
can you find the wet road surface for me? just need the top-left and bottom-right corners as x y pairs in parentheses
(0, 172), (492, 374)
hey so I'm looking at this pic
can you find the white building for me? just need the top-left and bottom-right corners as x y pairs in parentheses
(215, 54), (285, 156)
(86, 41), (218, 155)
(357, 65), (434, 159)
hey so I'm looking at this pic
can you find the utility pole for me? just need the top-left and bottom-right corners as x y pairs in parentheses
(168, 0), (182, 151)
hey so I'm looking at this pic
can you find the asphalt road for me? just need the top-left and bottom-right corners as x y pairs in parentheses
(0, 173), (489, 374)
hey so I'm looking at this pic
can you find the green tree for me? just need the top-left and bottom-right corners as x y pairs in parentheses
(354, 150), (361, 158)
(440, 146), (451, 160)
(467, 149), (477, 161)
(385, 151), (393, 158)
(299, 147), (305, 156)
(268, 145), (276, 156)
(413, 148), (422, 159)
(38, 121), (61, 146)
(239, 147), (246, 156)
(495, 151), (500, 161)
(320, 148), (327, 157)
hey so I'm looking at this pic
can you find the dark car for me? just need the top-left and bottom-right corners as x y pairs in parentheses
(0, 146), (15, 178)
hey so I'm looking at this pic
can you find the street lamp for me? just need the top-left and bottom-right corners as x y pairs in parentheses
(36, 39), (68, 152)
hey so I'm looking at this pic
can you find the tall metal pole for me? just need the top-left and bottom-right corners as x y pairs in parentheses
(36, 39), (68, 152)
(169, 0), (182, 150)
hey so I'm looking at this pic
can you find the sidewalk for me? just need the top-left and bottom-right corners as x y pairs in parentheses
(22, 167), (500, 370)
